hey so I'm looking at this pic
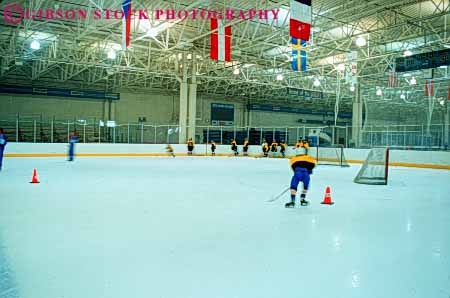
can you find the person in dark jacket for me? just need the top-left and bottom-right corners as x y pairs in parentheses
(279, 141), (287, 158)
(231, 139), (238, 156)
(211, 141), (216, 156)
(187, 138), (194, 156)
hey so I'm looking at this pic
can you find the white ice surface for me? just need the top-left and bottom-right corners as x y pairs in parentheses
(0, 157), (449, 298)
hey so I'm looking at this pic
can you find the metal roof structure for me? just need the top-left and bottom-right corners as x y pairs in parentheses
(0, 0), (449, 114)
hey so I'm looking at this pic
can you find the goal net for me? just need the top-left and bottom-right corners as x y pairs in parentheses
(354, 147), (389, 185)
(314, 146), (350, 167)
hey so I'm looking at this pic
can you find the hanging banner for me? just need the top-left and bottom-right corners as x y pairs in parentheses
(346, 51), (358, 85)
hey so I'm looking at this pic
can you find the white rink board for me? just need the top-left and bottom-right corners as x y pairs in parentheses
(3, 143), (450, 168)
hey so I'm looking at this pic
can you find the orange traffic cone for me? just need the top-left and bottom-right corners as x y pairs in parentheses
(30, 168), (40, 184)
(321, 186), (334, 205)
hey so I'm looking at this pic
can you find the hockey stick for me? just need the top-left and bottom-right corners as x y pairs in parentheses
(267, 187), (290, 202)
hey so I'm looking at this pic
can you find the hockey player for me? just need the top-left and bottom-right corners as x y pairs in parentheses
(166, 144), (175, 157)
(262, 141), (269, 157)
(285, 142), (317, 208)
(242, 139), (249, 156)
(279, 141), (287, 158)
(210, 141), (216, 156)
(231, 139), (239, 156)
(67, 132), (78, 162)
(0, 128), (7, 171)
(295, 140), (303, 148)
(187, 138), (194, 156)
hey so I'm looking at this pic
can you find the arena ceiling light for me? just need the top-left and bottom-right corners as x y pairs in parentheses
(337, 63), (346, 71)
(30, 40), (40, 50)
(376, 88), (383, 96)
(400, 91), (406, 100)
(355, 36), (366, 47)
(350, 85), (355, 92)
(276, 74), (284, 81)
(403, 49), (413, 57)
(233, 68), (240, 75)
(107, 49), (116, 60)
(313, 78), (321, 87)
(410, 77), (417, 85)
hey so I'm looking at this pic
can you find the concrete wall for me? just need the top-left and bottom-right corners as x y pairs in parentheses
(113, 92), (178, 124)
(4, 143), (450, 169)
(0, 91), (249, 126)
(0, 91), (338, 129)
(0, 93), (105, 121)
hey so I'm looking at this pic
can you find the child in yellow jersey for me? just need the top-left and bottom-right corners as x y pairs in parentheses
(279, 141), (287, 158)
(262, 141), (269, 157)
(187, 138), (194, 156)
(285, 142), (317, 208)
(243, 139), (249, 156)
(270, 141), (278, 153)
(231, 139), (238, 156)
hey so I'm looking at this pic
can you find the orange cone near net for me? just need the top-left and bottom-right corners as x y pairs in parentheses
(321, 186), (334, 205)
(30, 168), (40, 184)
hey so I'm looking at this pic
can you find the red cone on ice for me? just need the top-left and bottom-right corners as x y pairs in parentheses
(321, 186), (334, 205)
(30, 168), (40, 184)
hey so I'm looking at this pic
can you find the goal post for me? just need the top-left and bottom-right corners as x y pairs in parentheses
(354, 147), (390, 185)
(314, 145), (350, 167)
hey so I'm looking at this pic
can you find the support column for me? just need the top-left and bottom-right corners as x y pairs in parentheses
(351, 84), (363, 147)
(444, 105), (449, 148)
(188, 54), (197, 141)
(246, 98), (251, 127)
(110, 100), (116, 120)
(102, 99), (109, 122)
(178, 53), (188, 144)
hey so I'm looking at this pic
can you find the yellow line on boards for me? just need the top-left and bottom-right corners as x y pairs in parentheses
(4, 153), (449, 170)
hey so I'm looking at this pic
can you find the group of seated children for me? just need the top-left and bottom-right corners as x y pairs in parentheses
(261, 140), (288, 158)
(167, 138), (310, 158)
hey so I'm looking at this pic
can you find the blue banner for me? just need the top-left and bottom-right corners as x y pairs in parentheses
(247, 104), (352, 119)
(0, 85), (120, 100)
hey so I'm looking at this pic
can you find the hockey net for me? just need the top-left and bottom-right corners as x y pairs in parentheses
(314, 146), (350, 167)
(354, 147), (389, 185)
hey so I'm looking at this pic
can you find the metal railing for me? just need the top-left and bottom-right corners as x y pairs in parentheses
(0, 119), (448, 150)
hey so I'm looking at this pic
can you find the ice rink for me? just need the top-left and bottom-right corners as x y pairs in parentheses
(0, 156), (449, 298)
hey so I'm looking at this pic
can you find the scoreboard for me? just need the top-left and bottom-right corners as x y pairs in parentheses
(395, 49), (450, 72)
(211, 103), (234, 126)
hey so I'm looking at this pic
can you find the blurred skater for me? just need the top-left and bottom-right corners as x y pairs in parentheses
(68, 132), (78, 161)
(166, 144), (175, 157)
(0, 128), (7, 171)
